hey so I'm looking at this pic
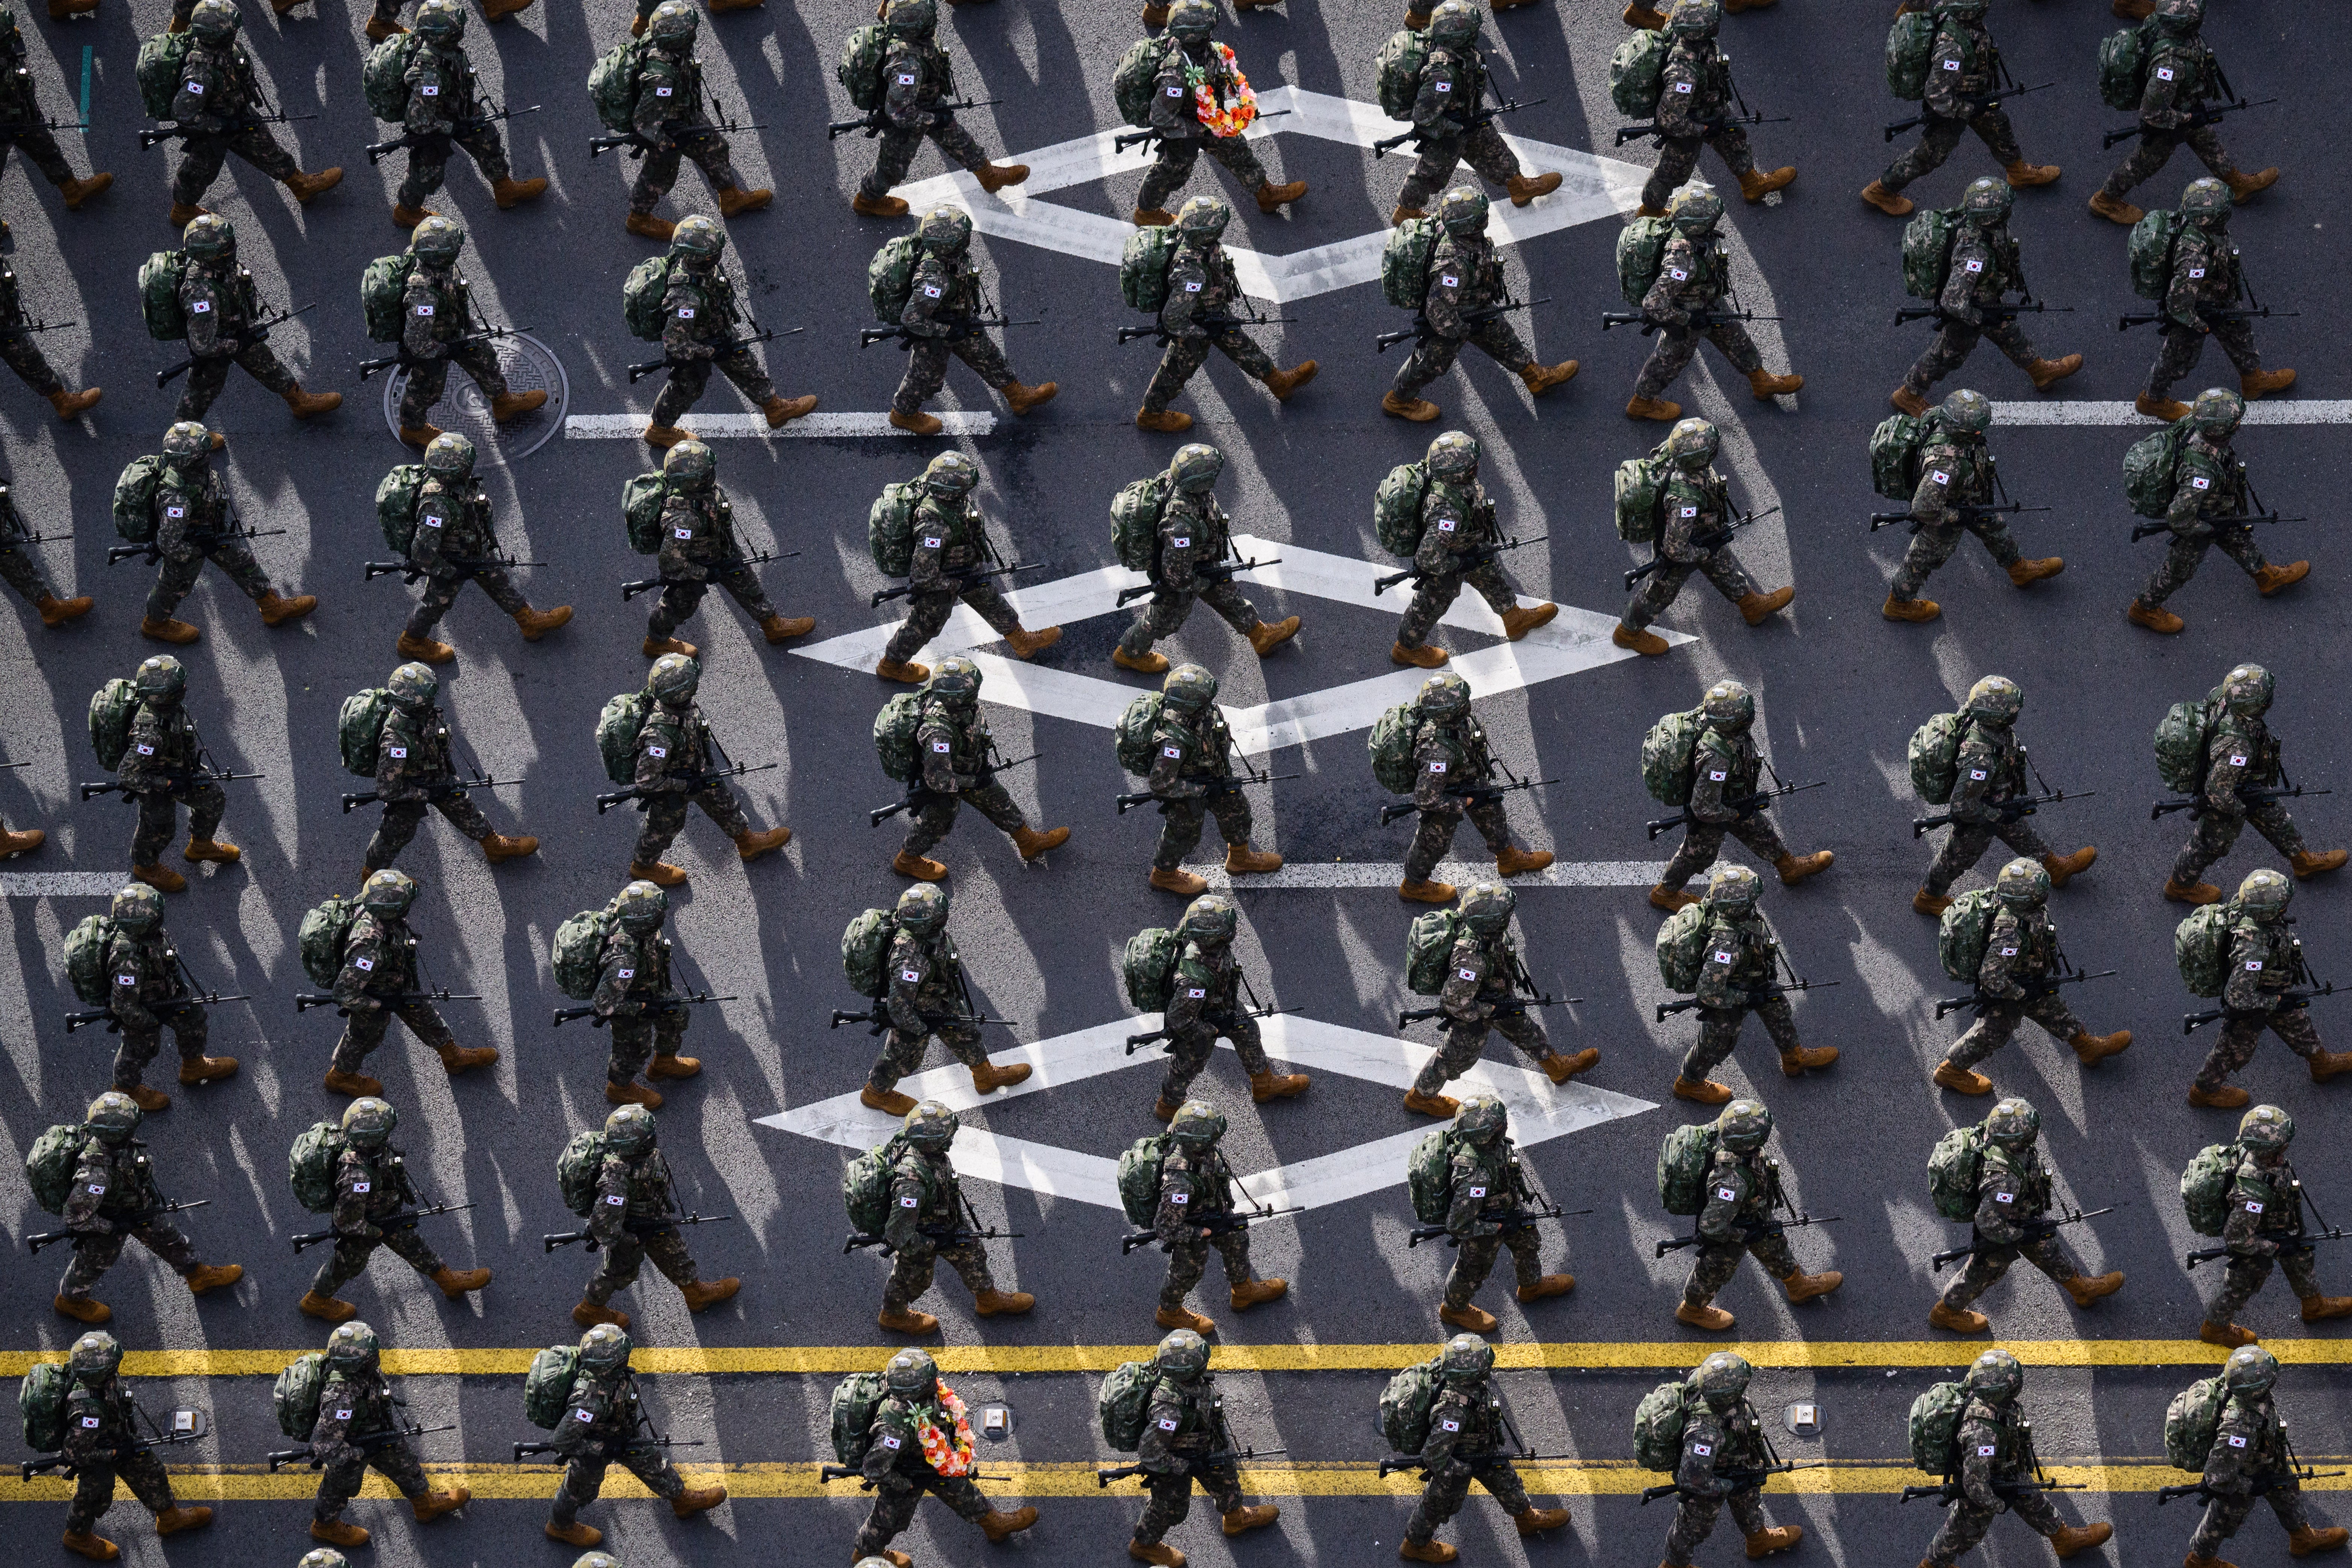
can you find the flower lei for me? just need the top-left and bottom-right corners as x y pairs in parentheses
(915, 1381), (976, 1477)
(1188, 42), (1257, 139)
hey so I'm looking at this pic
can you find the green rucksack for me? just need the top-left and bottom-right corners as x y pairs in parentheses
(1115, 692), (1167, 778)
(842, 1134), (907, 1234)
(867, 233), (922, 323)
(1927, 1123), (1986, 1221)
(1113, 37), (1174, 125)
(622, 473), (668, 555)
(1885, 8), (1937, 99)
(587, 38), (648, 132)
(360, 253), (416, 345)
(2096, 21), (2152, 111)
(831, 1370), (891, 1464)
(110, 457), (167, 545)
(623, 254), (677, 341)
(2125, 423), (2192, 519)
(274, 1352), (329, 1440)
(376, 464), (427, 554)
(362, 31), (423, 121)
(1632, 1379), (1694, 1470)
(25, 1124), (85, 1213)
(1615, 215), (1674, 310)
(2128, 208), (2183, 301)
(1613, 450), (1670, 545)
(557, 1130), (608, 1217)
(1111, 474), (1170, 571)
(1937, 889), (2001, 984)
(1655, 901), (1711, 994)
(88, 677), (140, 769)
(1909, 1381), (1968, 1474)
(2165, 1376), (2228, 1470)
(1378, 1357), (1444, 1455)
(1640, 707), (1706, 805)
(1368, 702), (1420, 795)
(2175, 904), (2238, 999)
(1908, 710), (1969, 804)
(134, 30), (193, 120)
(289, 1122), (348, 1213)
(1120, 226), (1183, 313)
(1870, 412), (1933, 501)
(1374, 462), (1430, 557)
(1374, 28), (1430, 118)
(1100, 1360), (1162, 1451)
(19, 1361), (68, 1453)
(1900, 207), (1961, 300)
(842, 909), (899, 999)
(137, 251), (188, 341)
(1122, 926), (1182, 1012)
(552, 906), (616, 1001)
(595, 691), (651, 785)
(868, 478), (923, 577)
(874, 692), (925, 783)
(1608, 26), (1668, 116)
(298, 894), (365, 988)
(2154, 697), (2213, 793)
(524, 1346), (581, 1430)
(1406, 1126), (1459, 1224)
(338, 689), (394, 777)
(2180, 1142), (2238, 1236)
(1380, 217), (1443, 309)
(1116, 1134), (1171, 1226)
(837, 23), (890, 112)
(62, 916), (117, 1007)
(1404, 909), (1465, 997)
(1657, 1122), (1718, 1215)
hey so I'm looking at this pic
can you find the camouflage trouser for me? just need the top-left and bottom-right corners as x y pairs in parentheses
(112, 1007), (210, 1091)
(852, 1471), (996, 1555)
(1641, 127), (1757, 213)
(2191, 1486), (2315, 1558)
(861, 119), (991, 200)
(1680, 998), (1803, 1082)
(549, 1445), (686, 1526)
(607, 1011), (689, 1087)
(405, 564), (527, 639)
(1411, 1010), (1548, 1096)
(650, 346), (776, 427)
(1142, 327), (1277, 414)
(171, 337), (291, 424)
(901, 780), (1026, 858)
(882, 582), (1022, 666)
(648, 563), (772, 638)
(630, 782), (753, 864)
(1136, 1459), (1244, 1544)
(1398, 562), (1517, 651)
(363, 792), (495, 873)
(2140, 525), (2270, 610)
(65, 1451), (174, 1535)
(1402, 798), (1512, 883)
(330, 998), (456, 1077)
(1891, 516), (2025, 602)
(1442, 1223), (1545, 1310)
(147, 535), (275, 618)
(2172, 802), (2304, 887)
(130, 781), (226, 866)
(1945, 994), (2080, 1073)
(1926, 1484), (2068, 1566)
(170, 124), (300, 206)
(1939, 1232), (2077, 1311)
(2147, 319), (2262, 401)
(2205, 1247), (2324, 1330)
(1161, 1228), (1255, 1310)
(0, 326), (62, 395)
(2100, 121), (2234, 201)
(316, 1442), (430, 1522)
(2195, 1004), (2323, 1093)
(1900, 318), (2039, 400)
(629, 133), (743, 215)
(1659, 812), (1787, 892)
(870, 1022), (987, 1093)
(1924, 815), (2052, 894)
(1138, 134), (1270, 214)
(1152, 788), (1253, 870)
(1665, 1485), (1769, 1568)
(1406, 1459), (1530, 1545)
(1398, 122), (1524, 212)
(1622, 546), (1757, 632)
(309, 1226), (447, 1298)
(399, 339), (512, 428)
(583, 1226), (700, 1307)
(893, 332), (1015, 416)
(59, 1220), (203, 1302)
(0, 126), (75, 188)
(1633, 320), (1765, 402)
(1391, 319), (1531, 400)
(1880, 109), (2022, 192)
(1160, 1012), (1272, 1103)
(1118, 577), (1259, 658)
(0, 546), (51, 604)
(395, 126), (512, 209)
(884, 1237), (994, 1313)
(1682, 1230), (1800, 1308)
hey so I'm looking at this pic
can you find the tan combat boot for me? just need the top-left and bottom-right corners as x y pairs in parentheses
(434, 1041), (498, 1074)
(130, 863), (186, 894)
(1541, 1050), (1599, 1085)
(629, 861), (687, 888)
(978, 1506), (1040, 1542)
(1515, 1506), (1571, 1535)
(412, 1486), (470, 1521)
(177, 1055), (238, 1085)
(2301, 1293), (2352, 1322)
(59, 173), (110, 209)
(1780, 1045), (1838, 1075)
(715, 186), (773, 218)
(432, 1266), (490, 1299)
(1626, 395), (1683, 422)
(0, 824), (44, 857)
(1225, 843), (1282, 874)
(482, 831), (538, 864)
(256, 591), (317, 626)
(1382, 390), (1441, 422)
(2088, 191), (2143, 225)
(975, 164), (1031, 194)
(47, 386), (100, 420)
(514, 605), (573, 640)
(1889, 386), (1930, 416)
(2136, 391), (2190, 421)
(391, 203), (435, 228)
(1499, 603), (1556, 640)
(323, 1069), (382, 1097)
(1262, 362), (1318, 402)
(972, 1060), (1033, 1094)
(2308, 1049), (2352, 1084)
(1391, 641), (1448, 668)
(1439, 1301), (1498, 1333)
(2188, 1084), (2249, 1109)
(2293, 849), (2350, 878)
(2026, 355), (2083, 390)
(491, 389), (549, 422)
(2049, 1524), (2111, 1559)
(2288, 1528), (2351, 1556)
(1255, 179), (1307, 213)
(1884, 595), (1941, 623)
(736, 826), (791, 861)
(861, 1085), (917, 1116)
(1934, 1062), (1993, 1095)
(1650, 885), (1697, 912)
(1403, 1089), (1458, 1118)
(2008, 557), (2066, 587)
(1745, 1525), (1805, 1557)
(284, 168), (344, 203)
(1012, 825), (1069, 860)
(1914, 889), (1954, 915)
(492, 175), (548, 208)
(2199, 1320), (2256, 1348)
(1739, 586), (1795, 625)
(2223, 168), (2279, 202)
(1775, 850), (1832, 884)
(1400, 878), (1456, 904)
(2042, 845), (2095, 884)
(184, 837), (241, 864)
(300, 1291), (359, 1323)
(627, 212), (678, 241)
(1738, 167), (1795, 201)
(1747, 368), (1802, 399)
(670, 1485), (728, 1518)
(1505, 172), (1561, 206)
(852, 192), (910, 218)
(310, 1520), (369, 1549)
(544, 1521), (602, 1547)
(153, 1506), (212, 1536)
(1676, 1301), (1735, 1330)
(395, 630), (454, 663)
(1929, 1301), (1988, 1333)
(1673, 1076), (1732, 1105)
(400, 423), (445, 448)
(1250, 1069), (1308, 1102)
(1860, 180), (1914, 217)
(1156, 1303), (1214, 1335)
(1230, 1277), (1287, 1310)
(1248, 616), (1301, 655)
(760, 613), (815, 643)
(1782, 1268), (1842, 1303)
(1624, 0), (1667, 23)
(1137, 407), (1194, 433)
(2255, 561), (2309, 596)
(1519, 360), (1577, 395)
(1150, 866), (1208, 896)
(1517, 1275), (1574, 1303)
(641, 636), (698, 660)
(53, 1295), (108, 1324)
(974, 1288), (1034, 1316)
(2004, 160), (2060, 188)
(2065, 1271), (2124, 1307)
(572, 1301), (630, 1329)
(1133, 206), (1176, 227)
(1005, 624), (1062, 657)
(892, 849), (947, 881)
(2071, 1029), (2131, 1066)
(889, 408), (942, 436)
(2130, 600), (2186, 634)
(1497, 846), (1553, 876)
(763, 394), (818, 427)
(681, 1277), (740, 1311)
(1114, 648), (1170, 674)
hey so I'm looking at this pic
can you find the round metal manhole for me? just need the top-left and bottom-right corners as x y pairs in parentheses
(377, 331), (568, 463)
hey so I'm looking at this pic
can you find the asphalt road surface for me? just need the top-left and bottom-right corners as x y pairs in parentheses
(0, 0), (2348, 1563)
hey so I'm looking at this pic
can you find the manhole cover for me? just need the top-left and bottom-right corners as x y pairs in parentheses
(377, 331), (568, 462)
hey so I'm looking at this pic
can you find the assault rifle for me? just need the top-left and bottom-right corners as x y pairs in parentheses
(1098, 1447), (1286, 1486)
(1117, 553), (1279, 607)
(357, 323), (533, 382)
(826, 97), (1000, 140)
(622, 549), (801, 601)
(1126, 1003), (1300, 1056)
(1656, 978), (1837, 1023)
(822, 1462), (1001, 1490)
(367, 103), (539, 164)
(1115, 762), (1300, 816)
(594, 760), (777, 814)
(1869, 500), (2049, 534)
(2182, 983), (2338, 1038)
(2102, 95), (2276, 151)
(1643, 1461), (1817, 1503)
(295, 988), (481, 1016)
(1913, 787), (2093, 838)
(1624, 505), (1779, 590)
(1902, 1476), (2084, 1505)
(1894, 301), (2072, 327)
(65, 953), (254, 1033)
(551, 990), (736, 1028)
(2119, 301), (2301, 332)
(628, 325), (804, 383)
(544, 1210), (734, 1254)
(869, 751), (1039, 826)
(1380, 766), (1555, 826)
(80, 751), (265, 799)
(1117, 303), (1294, 347)
(26, 1200), (211, 1255)
(1376, 534), (1547, 596)
(1930, 1204), (2117, 1271)
(1372, 93), (1545, 157)
(1644, 772), (1822, 840)
(828, 1002), (1012, 1037)
(0, 318), (75, 342)
(1397, 993), (1576, 1030)
(107, 522), (289, 568)
(21, 1406), (209, 1482)
(865, 302), (1041, 348)
(342, 774), (524, 813)
(1406, 1202), (1591, 1250)
(155, 302), (316, 388)
(2152, 782), (2331, 820)
(870, 561), (1041, 607)
(1933, 969), (2116, 1022)
(1376, 295), (1547, 353)
(2130, 508), (2308, 544)
(289, 1200), (475, 1255)
(267, 1422), (456, 1471)
(140, 111), (314, 151)
(1114, 109), (1290, 156)
(1600, 308), (1781, 335)
(1883, 76), (2052, 142)
(589, 107), (764, 159)
(364, 550), (544, 584)
(1656, 1211), (1839, 1258)
(1615, 108), (1786, 148)
(1120, 1199), (1304, 1255)
(2187, 1176), (2349, 1267)
(0, 117), (86, 137)
(2159, 1432), (2341, 1503)
(515, 1401), (704, 1464)
(845, 1191), (1024, 1256)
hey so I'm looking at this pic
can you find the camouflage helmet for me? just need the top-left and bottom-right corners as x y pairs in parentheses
(160, 420), (213, 468)
(1155, 1327), (1211, 1379)
(1454, 1093), (1507, 1142)
(1166, 0), (1217, 38)
(884, 1347), (938, 1395)
(1937, 387), (1993, 436)
(1715, 1096), (1772, 1152)
(577, 1322), (631, 1370)
(187, 0), (239, 40)
(662, 438), (717, 490)
(1667, 0), (1719, 36)
(2221, 662), (2273, 716)
(1959, 176), (2013, 226)
(922, 451), (980, 496)
(2155, 0), (2202, 27)
(361, 867), (418, 916)
(1964, 1347), (2024, 1402)
(68, 1330), (122, 1383)
(571, 1557), (621, 1568)
(1439, 1332), (1494, 1385)
(1934, 0), (1988, 15)
(895, 881), (949, 934)
(1983, 1095), (2040, 1147)
(135, 653), (187, 701)
(2237, 867), (2292, 919)
(670, 214), (725, 262)
(423, 430), (476, 480)
(84, 1091), (142, 1143)
(647, 652), (701, 704)
(1169, 442), (1225, 493)
(2237, 1102), (2293, 1152)
(1667, 185), (1724, 236)
(646, 0), (698, 44)
(1707, 863), (1761, 911)
(901, 1099), (960, 1150)
(181, 212), (235, 260)
(302, 1551), (352, 1568)
(1694, 1351), (1753, 1408)
(342, 1096), (398, 1147)
(1427, 0), (1481, 44)
(926, 655), (982, 704)
(1701, 678), (1754, 729)
(413, 0), (465, 39)
(1438, 185), (1489, 236)
(1425, 430), (1479, 478)
(604, 1102), (657, 1152)
(110, 882), (165, 932)
(409, 214), (466, 265)
(1169, 1099), (1227, 1146)
(614, 878), (668, 932)
(2189, 386), (2245, 437)
(1417, 671), (1471, 717)
(884, 0), (935, 35)
(917, 205), (973, 256)
(1162, 663), (1218, 713)
(1994, 858), (2050, 911)
(387, 662), (439, 711)
(1177, 893), (1238, 945)
(1458, 881), (1515, 935)
(325, 1321), (380, 1370)
(2181, 176), (2231, 224)
(1175, 195), (1232, 243)
(1964, 674), (2022, 723)
(2223, 1344), (2279, 1393)
(1663, 416), (1719, 470)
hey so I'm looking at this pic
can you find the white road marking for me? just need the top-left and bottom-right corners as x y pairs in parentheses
(1988, 401), (2352, 427)
(0, 873), (120, 897)
(562, 412), (999, 440)
(1204, 860), (1671, 890)
(757, 1016), (1654, 1212)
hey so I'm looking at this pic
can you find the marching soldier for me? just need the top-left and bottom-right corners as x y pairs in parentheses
(2198, 1105), (2352, 1346)
(296, 1097), (492, 1323)
(1150, 894), (1309, 1118)
(2163, 664), (2344, 901)
(391, 432), (571, 660)
(0, 480), (89, 628)
(1388, 433), (1555, 670)
(1632, 0), (1794, 216)
(849, 1349), (1037, 1556)
(1381, 186), (1574, 424)
(861, 883), (1032, 1115)
(1670, 1098), (1842, 1331)
(392, 217), (546, 446)
(1133, 197), (1315, 434)
(1134, 664), (1283, 895)
(55, 1330), (214, 1559)
(1624, 186), (1801, 423)
(887, 657), (1068, 880)
(132, 421), (318, 645)
(1934, 862), (2130, 1096)
(1430, 1094), (1574, 1333)
(1668, 866), (1838, 1103)
(2133, 183), (2293, 422)
(589, 881), (705, 1111)
(639, 437), (813, 656)
(869, 1099), (1033, 1334)
(380, 0), (548, 226)
(1397, 1333), (1568, 1562)
(304, 1321), (469, 1549)
(1125, 1329), (1280, 1565)
(95, 882), (238, 1108)
(51, 1091), (241, 1324)
(639, 216), (815, 447)
(1112, 442), (1299, 673)
(2182, 1349), (2349, 1566)
(2090, 0), (2276, 226)
(1912, 677), (2091, 913)
(1657, 1353), (1804, 1568)
(1914, 1350), (2111, 1567)
(1405, 884), (1594, 1115)
(849, 0), (1028, 218)
(542, 1324), (725, 1548)
(1647, 681), (1830, 911)
(1148, 1100), (1286, 1336)
(322, 869), (497, 1097)
(1386, 3), (1559, 225)
(1860, 0), (2057, 216)
(2189, 872), (2352, 1108)
(368, 0), (535, 44)
(569, 1104), (739, 1329)
(1392, 674), (1552, 902)
(0, 6), (110, 215)
(885, 206), (1056, 436)
(1927, 1097), (2123, 1332)
(164, 0), (343, 225)
(1883, 391), (2064, 624)
(113, 655), (248, 892)
(359, 661), (537, 873)
(873, 452), (1060, 684)
(172, 212), (341, 425)
(1131, 2), (1306, 225)
(1888, 179), (2081, 417)
(1611, 423), (1792, 655)
(0, 253), (100, 421)
(621, 5), (771, 239)
(624, 654), (791, 885)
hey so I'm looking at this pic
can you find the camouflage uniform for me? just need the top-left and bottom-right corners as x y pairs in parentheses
(2202, 1146), (2329, 1332)
(1438, 1133), (1549, 1311)
(0, 486), (58, 607)
(859, 33), (993, 200)
(1878, 11), (2023, 192)
(1663, 1394), (1775, 1566)
(645, 480), (775, 640)
(899, 693), (1028, 859)
(1117, 474), (1262, 657)
(1160, 937), (1276, 1103)
(580, 1142), (702, 1308)
(363, 697), (496, 871)
(891, 244), (1014, 418)
(2195, 913), (2325, 1094)
(397, 256), (515, 430)
(1937, 1138), (2079, 1313)
(0, 262), (65, 398)
(1133, 1368), (1245, 1545)
(1893, 426), (2027, 601)
(2171, 701), (2305, 886)
(1924, 1393), (2073, 1564)
(1658, 723), (1784, 891)
(1400, 709), (1514, 885)
(647, 259), (778, 430)
(1899, 219), (2045, 401)
(166, 36), (303, 209)
(1622, 463), (1759, 633)
(1404, 1377), (1532, 1548)
(0, 50), (78, 193)
(592, 919), (687, 1089)
(628, 43), (747, 217)
(1944, 905), (2081, 1073)
(1389, 229), (1529, 402)
(1140, 236), (1276, 417)
(1155, 1140), (1259, 1311)
(628, 693), (753, 865)
(117, 695), (227, 868)
(851, 1387), (996, 1554)
(62, 1377), (179, 1536)
(328, 908), (456, 1078)
(2189, 1386), (2323, 1558)
(871, 924), (988, 1092)
(1412, 924), (1548, 1097)
(1639, 36), (1761, 212)
(143, 455), (277, 621)
(310, 1365), (431, 1523)
(1679, 1143), (1800, 1309)
(56, 1133), (204, 1304)
(2145, 221), (2264, 400)
(401, 470), (528, 637)
(1396, 39), (1524, 212)
(2099, 24), (2236, 202)
(393, 36), (517, 210)
(880, 1137), (997, 1314)
(103, 920), (210, 1089)
(1136, 39), (1271, 214)
(1923, 718), (2051, 893)
(547, 1364), (689, 1526)
(306, 1141), (450, 1299)
(880, 489), (1022, 666)
(1396, 474), (1522, 652)
(1633, 229), (1765, 401)
(1147, 699), (1253, 872)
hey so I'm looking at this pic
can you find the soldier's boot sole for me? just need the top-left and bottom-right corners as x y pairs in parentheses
(1230, 1277), (1287, 1310)
(1625, 395), (1682, 421)
(1498, 603), (1556, 640)
(1515, 1506), (1571, 1535)
(323, 1069), (382, 1097)
(1928, 1301), (1989, 1333)
(1497, 846), (1554, 876)
(139, 616), (200, 646)
(1250, 1069), (1308, 1102)
(2288, 1528), (2351, 1557)
(1739, 586), (1795, 625)
(1438, 1302), (1498, 1333)
(299, 1292), (359, 1323)
(310, 1519), (370, 1548)
(2128, 600), (2185, 634)
(2256, 561), (2310, 596)
(572, 1302), (630, 1329)
(1390, 640), (1448, 668)
(1782, 1269), (1842, 1302)
(2293, 849), (2351, 879)
(2301, 1294), (2352, 1323)
(2188, 1083), (2249, 1109)
(1650, 884), (1698, 912)
(1516, 1275), (1574, 1304)
(893, 850), (949, 881)
(1915, 889), (1954, 915)
(1889, 386), (1930, 416)
(1745, 1526), (1805, 1558)
(1156, 1304), (1215, 1335)
(1672, 1076), (1733, 1104)
(1403, 1090), (1459, 1118)
(978, 1506), (1039, 1543)
(1400, 879), (1457, 904)
(1013, 825), (1069, 861)
(59, 1533), (118, 1562)
(1860, 180), (1914, 216)
(861, 1086), (918, 1116)
(1506, 172), (1562, 207)
(1247, 616), (1301, 655)
(1149, 866), (1208, 896)
(1541, 1049), (1599, 1084)
(973, 1288), (1034, 1316)
(2199, 1321), (2257, 1348)
(544, 1522), (602, 1548)
(1399, 1541), (1458, 1565)
(53, 1295), (109, 1324)
(1933, 1062), (1994, 1095)
(2164, 878), (2222, 904)
(2065, 1272), (2125, 1308)
(1112, 648), (1170, 674)
(2071, 1029), (2132, 1066)
(1675, 1301), (1735, 1331)
(2088, 191), (2143, 225)
(412, 1486), (469, 1523)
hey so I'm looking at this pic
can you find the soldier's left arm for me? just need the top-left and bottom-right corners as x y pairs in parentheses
(1438, 937), (1492, 1024)
(1164, 955), (1212, 1034)
(881, 1166), (931, 1253)
(2139, 44), (2190, 129)
(917, 713), (963, 795)
(1411, 51), (1468, 134)
(660, 278), (714, 362)
(2221, 1166), (2282, 1256)
(333, 924), (389, 1013)
(900, 256), (953, 338)
(906, 509), (950, 590)
(1443, 1147), (1501, 1237)
(1422, 253), (1470, 336)
(1149, 724), (1204, 798)
(1411, 728), (1456, 810)
(1971, 1154), (2029, 1245)
(1694, 1156), (1750, 1243)
(404, 53), (456, 135)
(881, 43), (935, 131)
(885, 937), (933, 1036)
(1675, 1409), (1729, 1499)
(2220, 925), (2275, 1014)
(1643, 238), (1697, 328)
(1909, 450), (1960, 529)
(1956, 1414), (2004, 1510)
(2201, 1407), (2258, 1495)
(1977, 910), (2030, 1003)
(1921, 32), (1972, 118)
(632, 55), (682, 141)
(310, 1377), (366, 1467)
(1654, 53), (1706, 137)
(588, 1155), (633, 1247)
(401, 275), (447, 361)
(63, 1139), (113, 1232)
(1137, 1385), (1191, 1472)
(2163, 239), (2208, 332)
